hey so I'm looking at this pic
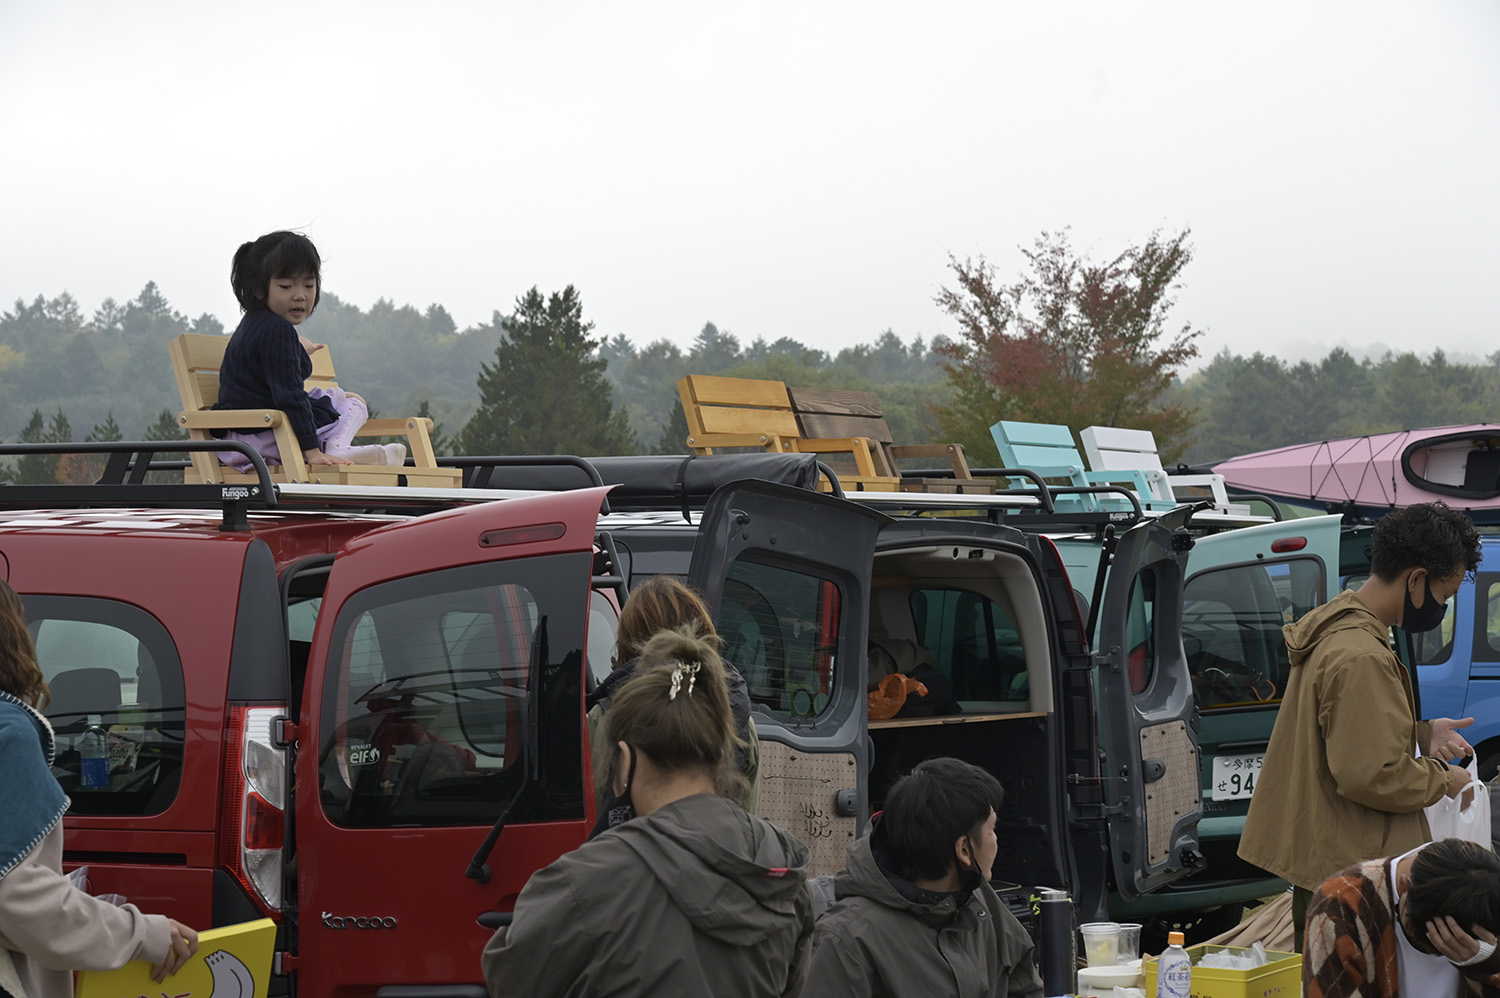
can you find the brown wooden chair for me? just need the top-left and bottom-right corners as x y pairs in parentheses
(169, 332), (461, 488)
(676, 374), (900, 491)
(788, 387), (992, 494)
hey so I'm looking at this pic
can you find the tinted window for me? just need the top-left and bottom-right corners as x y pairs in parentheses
(720, 559), (841, 719)
(1125, 570), (1157, 695)
(910, 588), (1028, 702)
(1184, 559), (1323, 708)
(319, 555), (587, 827)
(586, 590), (618, 689)
(25, 597), (185, 816)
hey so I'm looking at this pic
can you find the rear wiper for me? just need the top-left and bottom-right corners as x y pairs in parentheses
(465, 616), (546, 883)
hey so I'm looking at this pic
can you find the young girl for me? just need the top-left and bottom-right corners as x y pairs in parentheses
(482, 626), (813, 998)
(215, 230), (404, 470)
(0, 580), (199, 998)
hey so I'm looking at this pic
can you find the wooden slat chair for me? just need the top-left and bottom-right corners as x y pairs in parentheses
(169, 333), (461, 488)
(1080, 425), (1249, 515)
(676, 374), (900, 491)
(989, 419), (1168, 512)
(787, 387), (993, 494)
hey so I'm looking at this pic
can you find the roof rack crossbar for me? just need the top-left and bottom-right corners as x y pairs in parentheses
(0, 441), (277, 531)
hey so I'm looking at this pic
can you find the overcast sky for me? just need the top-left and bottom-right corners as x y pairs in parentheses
(2, 1), (1496, 370)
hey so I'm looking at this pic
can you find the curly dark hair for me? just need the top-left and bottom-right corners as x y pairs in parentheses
(1368, 502), (1482, 582)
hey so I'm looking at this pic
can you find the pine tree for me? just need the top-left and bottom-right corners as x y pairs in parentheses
(15, 408), (56, 484)
(416, 399), (449, 456)
(143, 408), (188, 441)
(88, 411), (123, 441)
(459, 286), (633, 457)
(652, 399), (691, 455)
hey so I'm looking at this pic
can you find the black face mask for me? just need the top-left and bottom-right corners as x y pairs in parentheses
(1402, 576), (1449, 634)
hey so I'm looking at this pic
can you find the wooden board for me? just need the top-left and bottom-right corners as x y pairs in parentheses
(869, 710), (1044, 729)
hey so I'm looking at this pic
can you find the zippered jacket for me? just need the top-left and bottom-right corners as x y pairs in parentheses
(482, 792), (812, 997)
(1239, 590), (1454, 890)
(804, 818), (1042, 998)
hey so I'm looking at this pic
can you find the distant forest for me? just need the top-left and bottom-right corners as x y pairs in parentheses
(2, 281), (1496, 471)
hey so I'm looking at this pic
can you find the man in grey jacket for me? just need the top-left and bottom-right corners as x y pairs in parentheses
(805, 757), (1043, 998)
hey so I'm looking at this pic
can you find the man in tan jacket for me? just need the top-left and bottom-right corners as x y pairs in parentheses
(1239, 502), (1483, 953)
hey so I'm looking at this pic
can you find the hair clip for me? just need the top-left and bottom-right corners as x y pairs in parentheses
(669, 660), (702, 700)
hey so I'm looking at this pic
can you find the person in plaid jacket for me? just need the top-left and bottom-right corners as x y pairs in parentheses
(1305, 838), (1500, 997)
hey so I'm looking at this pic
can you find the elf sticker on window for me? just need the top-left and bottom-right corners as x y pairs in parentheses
(347, 742), (381, 766)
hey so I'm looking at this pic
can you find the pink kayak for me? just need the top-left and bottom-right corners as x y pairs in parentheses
(1211, 424), (1500, 522)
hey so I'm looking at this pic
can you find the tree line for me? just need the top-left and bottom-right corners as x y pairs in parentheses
(3, 228), (1495, 486)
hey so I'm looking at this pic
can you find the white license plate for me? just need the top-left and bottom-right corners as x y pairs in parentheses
(1211, 753), (1264, 800)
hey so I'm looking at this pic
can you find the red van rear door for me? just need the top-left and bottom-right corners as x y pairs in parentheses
(294, 487), (609, 998)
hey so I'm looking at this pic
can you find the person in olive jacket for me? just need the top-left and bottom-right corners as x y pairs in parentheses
(1239, 501), (1483, 952)
(482, 625), (813, 998)
(805, 757), (1043, 998)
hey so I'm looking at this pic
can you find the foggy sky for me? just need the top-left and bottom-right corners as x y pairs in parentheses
(2, 0), (1496, 371)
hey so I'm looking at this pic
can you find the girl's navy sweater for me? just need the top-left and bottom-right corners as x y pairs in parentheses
(214, 312), (337, 450)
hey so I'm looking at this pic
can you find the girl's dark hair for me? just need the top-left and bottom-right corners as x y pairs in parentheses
(614, 575), (718, 668)
(1369, 502), (1482, 582)
(880, 757), (1005, 882)
(230, 230), (323, 314)
(1404, 838), (1500, 940)
(0, 580), (48, 709)
(598, 625), (744, 800)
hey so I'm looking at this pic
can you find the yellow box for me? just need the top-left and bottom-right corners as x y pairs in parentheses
(1143, 944), (1301, 998)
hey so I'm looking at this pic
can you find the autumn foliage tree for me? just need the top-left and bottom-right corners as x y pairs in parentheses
(933, 228), (1202, 465)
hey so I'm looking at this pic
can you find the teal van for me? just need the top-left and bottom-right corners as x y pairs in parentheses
(1054, 512), (1344, 938)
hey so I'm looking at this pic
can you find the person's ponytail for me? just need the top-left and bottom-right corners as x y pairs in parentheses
(598, 625), (747, 804)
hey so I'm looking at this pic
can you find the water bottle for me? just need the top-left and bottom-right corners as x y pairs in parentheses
(80, 714), (110, 789)
(1156, 930), (1192, 998)
(1035, 888), (1076, 997)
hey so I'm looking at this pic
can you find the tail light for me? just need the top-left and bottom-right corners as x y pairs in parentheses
(220, 706), (287, 915)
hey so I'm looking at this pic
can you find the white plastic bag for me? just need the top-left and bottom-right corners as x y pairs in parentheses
(1425, 759), (1493, 849)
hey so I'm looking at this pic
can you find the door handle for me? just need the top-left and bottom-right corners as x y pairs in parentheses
(477, 910), (513, 929)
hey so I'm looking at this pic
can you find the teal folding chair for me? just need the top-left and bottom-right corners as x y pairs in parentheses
(989, 419), (1170, 513)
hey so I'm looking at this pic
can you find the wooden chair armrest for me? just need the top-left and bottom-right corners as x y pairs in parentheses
(792, 437), (881, 478)
(889, 443), (973, 478)
(685, 431), (790, 452)
(180, 409), (286, 429)
(356, 417), (433, 436)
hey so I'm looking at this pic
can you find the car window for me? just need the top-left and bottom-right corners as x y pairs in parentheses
(1125, 570), (1157, 695)
(909, 588), (1028, 703)
(319, 554), (587, 828)
(25, 596), (185, 816)
(720, 559), (840, 719)
(586, 590), (618, 688)
(1184, 559), (1323, 708)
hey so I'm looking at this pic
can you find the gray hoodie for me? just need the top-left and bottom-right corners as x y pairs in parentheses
(483, 792), (813, 998)
(806, 819), (1042, 998)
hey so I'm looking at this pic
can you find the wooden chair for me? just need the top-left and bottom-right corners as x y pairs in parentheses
(1080, 425), (1249, 515)
(676, 374), (900, 491)
(787, 387), (992, 494)
(169, 333), (461, 488)
(989, 419), (1169, 512)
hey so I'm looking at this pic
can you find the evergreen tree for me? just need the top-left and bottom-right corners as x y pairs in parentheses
(459, 286), (633, 457)
(652, 399), (691, 455)
(143, 408), (188, 441)
(88, 411), (123, 441)
(15, 408), (56, 484)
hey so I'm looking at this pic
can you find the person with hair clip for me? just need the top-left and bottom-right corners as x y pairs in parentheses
(1304, 837), (1500, 997)
(0, 580), (199, 998)
(805, 756), (1043, 998)
(482, 625), (813, 998)
(586, 574), (760, 835)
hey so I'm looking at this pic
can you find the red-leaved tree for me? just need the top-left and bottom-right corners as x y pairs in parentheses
(933, 228), (1202, 465)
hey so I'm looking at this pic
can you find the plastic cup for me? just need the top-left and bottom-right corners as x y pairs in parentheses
(1079, 922), (1121, 967)
(1116, 922), (1143, 962)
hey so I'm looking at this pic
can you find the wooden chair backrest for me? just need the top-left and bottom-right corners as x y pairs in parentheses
(678, 374), (802, 441)
(787, 387), (896, 474)
(169, 332), (338, 411)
